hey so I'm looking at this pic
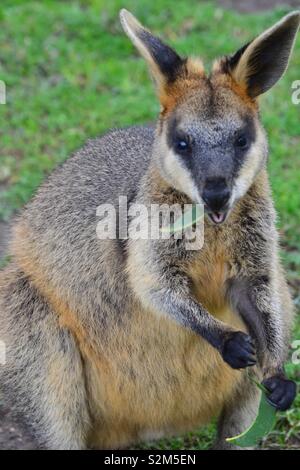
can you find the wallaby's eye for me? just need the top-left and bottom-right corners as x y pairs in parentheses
(175, 135), (191, 154)
(235, 133), (249, 150)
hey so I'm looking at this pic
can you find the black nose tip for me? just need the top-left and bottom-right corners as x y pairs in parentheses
(202, 180), (230, 212)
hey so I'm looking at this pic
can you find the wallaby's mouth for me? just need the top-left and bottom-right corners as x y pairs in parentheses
(207, 210), (228, 225)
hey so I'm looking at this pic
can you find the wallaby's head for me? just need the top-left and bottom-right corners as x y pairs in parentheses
(120, 9), (300, 224)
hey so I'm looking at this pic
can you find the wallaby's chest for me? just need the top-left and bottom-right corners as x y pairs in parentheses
(186, 233), (231, 317)
(86, 233), (243, 448)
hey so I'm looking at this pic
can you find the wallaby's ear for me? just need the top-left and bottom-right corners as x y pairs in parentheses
(120, 9), (184, 89)
(226, 11), (300, 98)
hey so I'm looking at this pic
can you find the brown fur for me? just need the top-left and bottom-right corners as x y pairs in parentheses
(159, 58), (206, 115)
(12, 218), (245, 448)
(160, 59), (258, 118)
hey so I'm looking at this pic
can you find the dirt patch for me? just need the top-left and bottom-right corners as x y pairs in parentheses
(217, 0), (300, 13)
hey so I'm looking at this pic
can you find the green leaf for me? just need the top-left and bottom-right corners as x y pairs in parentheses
(160, 204), (203, 234)
(226, 387), (277, 448)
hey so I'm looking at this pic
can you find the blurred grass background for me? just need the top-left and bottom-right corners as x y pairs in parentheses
(0, 0), (299, 449)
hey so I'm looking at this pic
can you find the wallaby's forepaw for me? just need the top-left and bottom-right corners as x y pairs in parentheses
(221, 331), (256, 369)
(263, 376), (296, 411)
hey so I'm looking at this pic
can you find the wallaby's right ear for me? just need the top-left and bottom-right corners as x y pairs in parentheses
(226, 11), (300, 98)
(120, 9), (184, 90)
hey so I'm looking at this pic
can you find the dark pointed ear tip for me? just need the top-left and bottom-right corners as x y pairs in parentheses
(282, 10), (300, 28)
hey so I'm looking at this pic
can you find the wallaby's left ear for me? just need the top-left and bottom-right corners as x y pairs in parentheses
(227, 11), (300, 98)
(119, 9), (184, 90)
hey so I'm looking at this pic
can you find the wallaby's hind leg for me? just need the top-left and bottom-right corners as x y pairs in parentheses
(0, 264), (90, 449)
(213, 374), (260, 450)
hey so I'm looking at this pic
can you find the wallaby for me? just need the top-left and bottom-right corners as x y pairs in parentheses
(0, 9), (299, 450)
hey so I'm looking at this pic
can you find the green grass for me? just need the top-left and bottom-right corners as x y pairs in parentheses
(0, 0), (299, 450)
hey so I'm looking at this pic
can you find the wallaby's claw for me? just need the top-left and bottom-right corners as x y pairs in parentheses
(263, 376), (297, 411)
(221, 331), (256, 369)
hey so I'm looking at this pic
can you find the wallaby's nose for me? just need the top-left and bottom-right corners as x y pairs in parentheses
(202, 179), (230, 213)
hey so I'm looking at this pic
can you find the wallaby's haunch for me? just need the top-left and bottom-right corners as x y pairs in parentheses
(0, 10), (299, 450)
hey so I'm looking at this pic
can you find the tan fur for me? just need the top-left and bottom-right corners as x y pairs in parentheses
(188, 238), (229, 315)
(86, 303), (245, 449)
(12, 222), (108, 365)
(12, 218), (245, 449)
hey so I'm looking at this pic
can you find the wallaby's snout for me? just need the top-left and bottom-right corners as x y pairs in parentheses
(202, 178), (231, 224)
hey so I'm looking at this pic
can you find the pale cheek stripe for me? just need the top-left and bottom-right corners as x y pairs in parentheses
(164, 150), (202, 203)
